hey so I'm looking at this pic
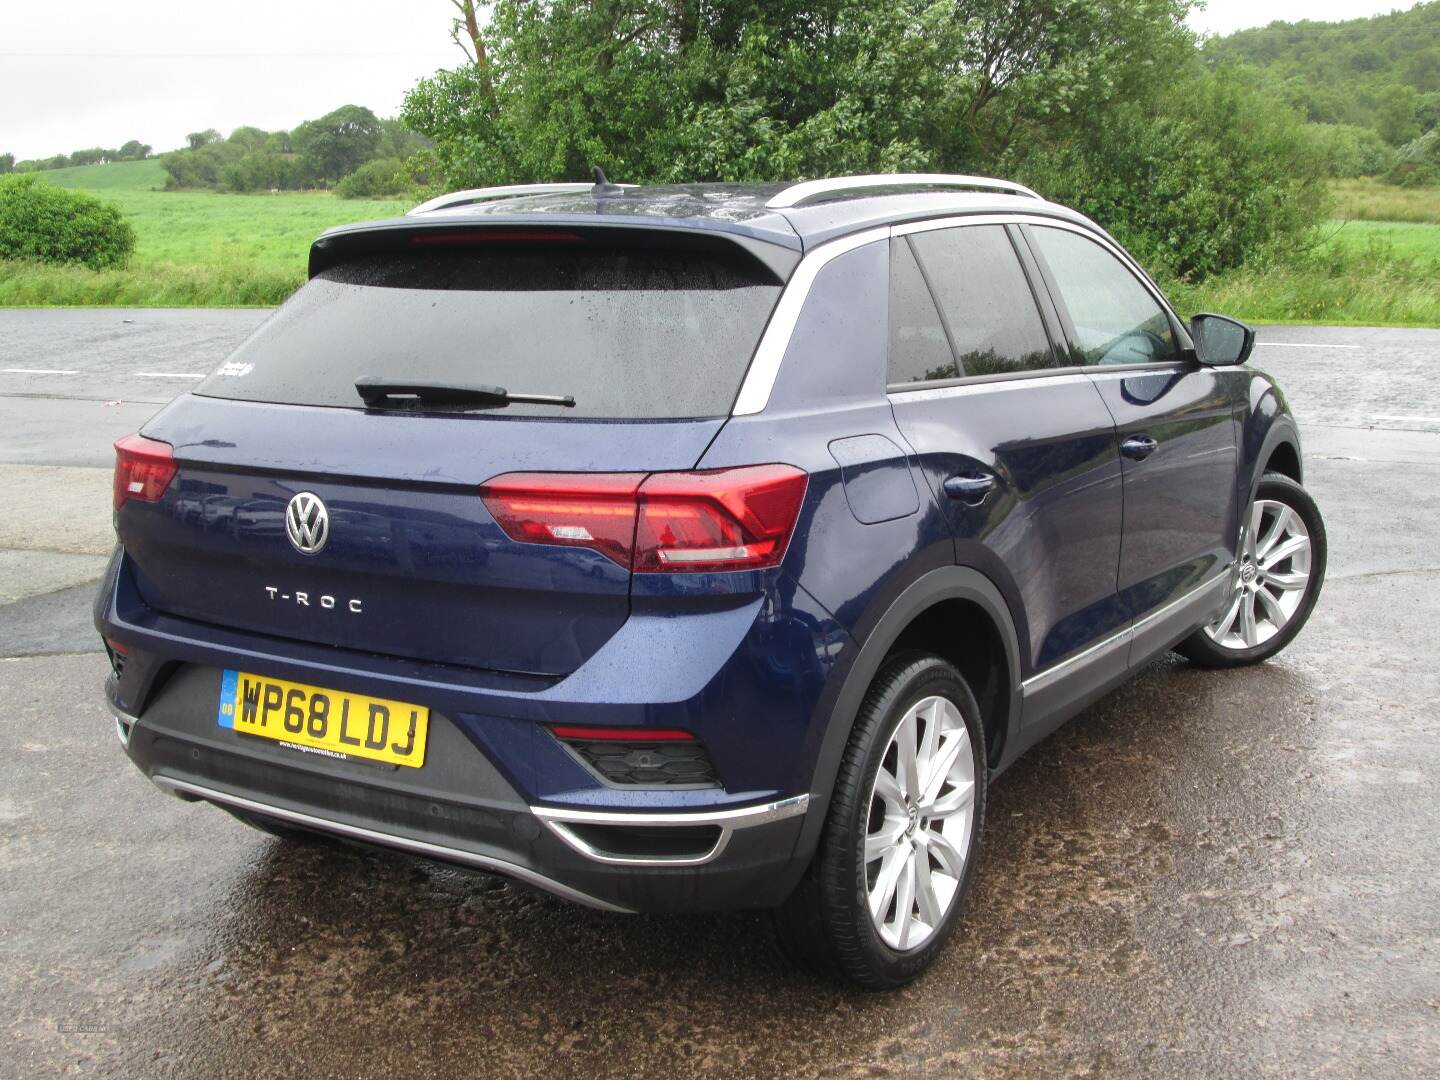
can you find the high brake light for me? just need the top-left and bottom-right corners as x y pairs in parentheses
(113, 434), (177, 510)
(480, 464), (808, 573)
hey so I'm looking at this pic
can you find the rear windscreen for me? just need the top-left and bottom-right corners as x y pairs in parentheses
(195, 246), (785, 419)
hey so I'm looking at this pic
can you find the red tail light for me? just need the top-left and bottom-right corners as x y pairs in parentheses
(479, 464), (808, 573)
(113, 434), (177, 510)
(479, 472), (645, 568)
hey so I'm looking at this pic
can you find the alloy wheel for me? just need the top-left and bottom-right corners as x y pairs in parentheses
(865, 695), (976, 951)
(1205, 497), (1313, 651)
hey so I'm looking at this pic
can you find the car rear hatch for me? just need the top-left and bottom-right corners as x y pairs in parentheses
(116, 222), (793, 677)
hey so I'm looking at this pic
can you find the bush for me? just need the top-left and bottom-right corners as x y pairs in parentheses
(0, 174), (135, 269)
(335, 158), (410, 199)
(1014, 63), (1328, 281)
(1306, 123), (1396, 178)
(1387, 130), (1440, 186)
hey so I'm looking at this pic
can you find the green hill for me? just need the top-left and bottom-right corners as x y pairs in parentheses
(1205, 2), (1440, 144)
(42, 159), (168, 192)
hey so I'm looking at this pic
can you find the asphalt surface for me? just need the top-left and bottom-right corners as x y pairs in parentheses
(2, 312), (1438, 1077)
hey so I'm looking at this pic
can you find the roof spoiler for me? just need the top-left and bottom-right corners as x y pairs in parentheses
(308, 219), (801, 283)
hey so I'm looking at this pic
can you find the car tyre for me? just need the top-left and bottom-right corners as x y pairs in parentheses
(772, 652), (987, 989)
(1177, 472), (1326, 669)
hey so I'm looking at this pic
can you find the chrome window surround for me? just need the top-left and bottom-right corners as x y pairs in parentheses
(1021, 572), (1230, 694)
(732, 212), (1192, 416)
(150, 774), (636, 913)
(407, 183), (637, 216)
(732, 227), (890, 415)
(766, 173), (1041, 209)
(532, 794), (810, 867)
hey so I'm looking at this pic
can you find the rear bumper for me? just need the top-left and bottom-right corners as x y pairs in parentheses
(108, 673), (812, 914)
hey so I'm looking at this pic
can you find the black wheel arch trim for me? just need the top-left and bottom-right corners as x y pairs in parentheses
(1241, 373), (1302, 495)
(1250, 416), (1302, 501)
(795, 564), (1022, 864)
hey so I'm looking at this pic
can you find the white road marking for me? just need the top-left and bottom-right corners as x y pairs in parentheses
(1373, 415), (1440, 424)
(2, 367), (79, 375)
(1256, 342), (1364, 350)
(132, 372), (206, 379)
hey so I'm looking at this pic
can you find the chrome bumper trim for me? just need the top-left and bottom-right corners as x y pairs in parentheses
(150, 775), (635, 914)
(112, 704), (140, 749)
(531, 794), (810, 867)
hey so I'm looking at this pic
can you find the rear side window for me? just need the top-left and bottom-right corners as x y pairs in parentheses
(908, 225), (1056, 378)
(196, 246), (784, 419)
(888, 239), (958, 385)
(1027, 226), (1179, 366)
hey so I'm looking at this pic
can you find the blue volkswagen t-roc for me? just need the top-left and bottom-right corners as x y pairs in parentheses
(97, 174), (1326, 988)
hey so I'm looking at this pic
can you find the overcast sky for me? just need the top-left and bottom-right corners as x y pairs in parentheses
(0, 1), (1421, 161)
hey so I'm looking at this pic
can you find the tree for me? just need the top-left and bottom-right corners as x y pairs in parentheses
(68, 147), (114, 166)
(1016, 61), (1328, 279)
(116, 140), (152, 160)
(449, 0), (488, 65)
(0, 154), (13, 174)
(292, 104), (383, 184)
(401, 0), (1194, 187)
(186, 129), (222, 150)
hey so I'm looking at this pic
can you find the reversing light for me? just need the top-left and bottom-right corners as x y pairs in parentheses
(478, 465), (808, 573)
(479, 472), (644, 567)
(113, 433), (177, 509)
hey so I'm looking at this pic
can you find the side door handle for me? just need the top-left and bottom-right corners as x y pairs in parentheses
(1120, 434), (1159, 462)
(943, 472), (997, 504)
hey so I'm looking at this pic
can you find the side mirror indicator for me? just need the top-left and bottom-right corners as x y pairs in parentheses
(1190, 312), (1255, 367)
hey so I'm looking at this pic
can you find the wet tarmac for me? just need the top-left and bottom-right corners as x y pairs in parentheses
(1, 316), (1437, 1076)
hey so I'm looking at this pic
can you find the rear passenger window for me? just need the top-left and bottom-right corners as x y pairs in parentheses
(908, 225), (1056, 378)
(1027, 226), (1180, 366)
(888, 239), (958, 385)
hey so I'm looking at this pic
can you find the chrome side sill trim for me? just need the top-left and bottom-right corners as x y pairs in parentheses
(1021, 624), (1132, 695)
(151, 775), (634, 914)
(1021, 572), (1231, 694)
(531, 794), (810, 868)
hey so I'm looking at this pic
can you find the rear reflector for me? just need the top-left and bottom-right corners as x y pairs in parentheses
(479, 464), (807, 573)
(113, 433), (177, 510)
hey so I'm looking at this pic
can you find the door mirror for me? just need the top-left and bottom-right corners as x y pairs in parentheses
(1189, 313), (1255, 367)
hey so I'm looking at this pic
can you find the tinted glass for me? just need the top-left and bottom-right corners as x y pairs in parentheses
(888, 239), (958, 385)
(908, 225), (1056, 377)
(196, 248), (783, 419)
(1028, 227), (1179, 366)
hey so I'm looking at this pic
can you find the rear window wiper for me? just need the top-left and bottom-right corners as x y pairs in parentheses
(354, 377), (575, 409)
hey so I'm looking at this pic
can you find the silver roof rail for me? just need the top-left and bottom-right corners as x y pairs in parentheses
(407, 182), (634, 216)
(765, 173), (1041, 210)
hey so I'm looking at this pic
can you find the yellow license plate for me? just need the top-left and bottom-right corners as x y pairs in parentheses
(217, 670), (429, 768)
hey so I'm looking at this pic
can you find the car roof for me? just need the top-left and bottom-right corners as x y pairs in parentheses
(317, 180), (1102, 257)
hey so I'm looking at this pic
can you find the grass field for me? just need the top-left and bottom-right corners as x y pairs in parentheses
(1173, 215), (1440, 327)
(1, 160), (409, 305)
(4, 162), (1440, 323)
(1327, 177), (1440, 225)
